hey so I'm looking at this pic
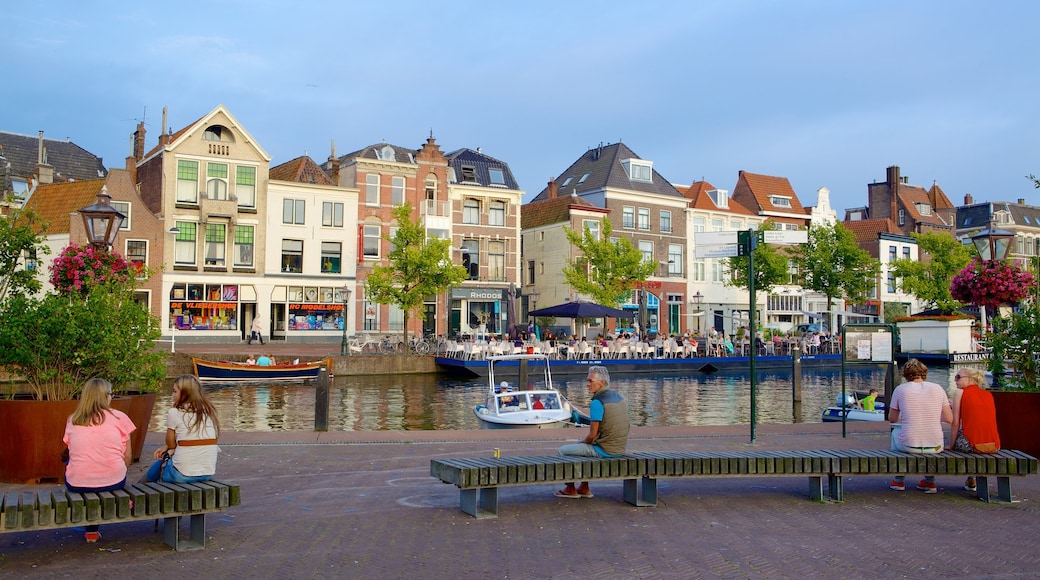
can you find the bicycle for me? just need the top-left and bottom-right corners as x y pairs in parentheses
(408, 335), (432, 355)
(379, 335), (402, 354)
(347, 335), (384, 354)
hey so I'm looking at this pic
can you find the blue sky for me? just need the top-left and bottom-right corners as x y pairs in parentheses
(4, 1), (1038, 212)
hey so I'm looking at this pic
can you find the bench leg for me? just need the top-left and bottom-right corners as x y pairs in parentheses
(977, 476), (1014, 503)
(827, 474), (844, 501)
(163, 514), (208, 551)
(459, 488), (498, 519)
(809, 476), (824, 501)
(622, 477), (657, 507)
(977, 477), (991, 502)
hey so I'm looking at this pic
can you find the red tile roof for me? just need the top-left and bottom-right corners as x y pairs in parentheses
(735, 171), (808, 216)
(522, 192), (607, 229)
(25, 179), (105, 234)
(842, 218), (902, 244)
(270, 156), (334, 185)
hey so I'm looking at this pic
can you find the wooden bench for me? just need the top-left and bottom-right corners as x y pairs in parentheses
(0, 480), (240, 550)
(431, 450), (1037, 518)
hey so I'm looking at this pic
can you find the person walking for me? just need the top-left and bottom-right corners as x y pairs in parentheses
(249, 314), (265, 345)
(888, 359), (952, 493)
(555, 365), (630, 499)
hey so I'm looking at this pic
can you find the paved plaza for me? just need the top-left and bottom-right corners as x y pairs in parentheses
(1, 421), (1037, 579)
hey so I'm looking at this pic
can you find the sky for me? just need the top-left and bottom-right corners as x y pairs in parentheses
(4, 1), (1039, 213)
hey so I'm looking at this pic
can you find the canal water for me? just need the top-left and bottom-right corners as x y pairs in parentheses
(150, 364), (973, 432)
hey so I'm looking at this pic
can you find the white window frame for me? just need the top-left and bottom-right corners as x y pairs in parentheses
(660, 210), (671, 233)
(236, 165), (256, 208)
(174, 222), (197, 265)
(322, 202), (344, 227)
(366, 174), (380, 205)
(234, 225), (254, 267)
(176, 160), (199, 203)
(622, 206), (635, 229)
(637, 208), (650, 231)
(281, 239), (303, 273)
(363, 225), (381, 259)
(206, 162), (229, 200)
(391, 176), (405, 206)
(283, 198), (305, 225)
(111, 201), (131, 230)
(463, 198), (480, 224)
(204, 223), (226, 267)
(489, 200), (506, 226)
(125, 239), (147, 268)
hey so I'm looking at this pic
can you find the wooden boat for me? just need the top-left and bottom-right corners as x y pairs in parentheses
(192, 357), (330, 382)
(821, 392), (886, 422)
(473, 354), (584, 429)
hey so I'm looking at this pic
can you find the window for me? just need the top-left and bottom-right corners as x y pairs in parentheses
(460, 166), (477, 182)
(489, 200), (505, 226)
(389, 176), (405, 206)
(207, 162), (229, 200)
(425, 176), (437, 200)
(174, 222), (196, 264)
(889, 246), (897, 263)
(111, 201), (131, 230)
(638, 240), (653, 262)
(378, 145), (395, 161)
(785, 223), (800, 231)
(283, 198), (305, 224)
(234, 226), (254, 267)
(692, 216), (705, 233)
(898, 209), (905, 226)
(691, 259), (705, 282)
(637, 208), (650, 231)
(322, 202), (344, 227)
(668, 244), (682, 275)
(321, 242), (341, 274)
(902, 247), (910, 260)
(582, 219), (601, 240)
(915, 203), (932, 216)
(623, 159), (652, 181)
(769, 196), (791, 207)
(126, 240), (147, 267)
(236, 166), (256, 207)
(461, 239), (479, 280)
(528, 260), (536, 284)
(389, 226), (399, 253)
(560, 176), (573, 188)
(708, 189), (729, 208)
(711, 218), (724, 232)
(366, 174), (379, 204)
(887, 272), (896, 293)
(389, 305), (404, 332)
(204, 224), (226, 266)
(488, 168), (505, 185)
(712, 260), (726, 283)
(463, 198), (480, 224)
(660, 210), (672, 233)
(363, 225), (380, 259)
(488, 241), (505, 281)
(577, 172), (590, 184)
(176, 160), (199, 203)
(787, 260), (799, 285)
(363, 299), (378, 331)
(281, 239), (303, 273)
(729, 219), (742, 230)
(622, 206), (635, 229)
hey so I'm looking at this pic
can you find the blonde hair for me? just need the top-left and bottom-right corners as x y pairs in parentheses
(171, 374), (220, 436)
(70, 378), (114, 426)
(958, 367), (987, 387)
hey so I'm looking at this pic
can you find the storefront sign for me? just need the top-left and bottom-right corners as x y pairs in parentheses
(451, 288), (505, 300)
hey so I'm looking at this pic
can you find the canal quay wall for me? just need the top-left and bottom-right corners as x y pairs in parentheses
(166, 343), (439, 377)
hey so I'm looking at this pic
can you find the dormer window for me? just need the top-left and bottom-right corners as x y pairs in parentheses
(460, 165), (478, 183)
(769, 195), (791, 208)
(915, 203), (932, 216)
(203, 125), (233, 142)
(621, 159), (652, 182)
(378, 145), (395, 161)
(708, 189), (729, 209)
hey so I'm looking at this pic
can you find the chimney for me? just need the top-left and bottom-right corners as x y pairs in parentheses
(35, 131), (54, 184)
(886, 166), (900, 223)
(964, 193), (974, 205)
(327, 140), (340, 184)
(159, 106), (170, 146)
(547, 179), (558, 199)
(1018, 198), (1026, 205)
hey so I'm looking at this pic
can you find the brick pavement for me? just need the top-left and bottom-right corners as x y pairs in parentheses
(2, 423), (1037, 578)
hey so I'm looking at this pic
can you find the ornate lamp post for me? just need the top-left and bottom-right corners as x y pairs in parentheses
(78, 186), (126, 250)
(340, 286), (353, 356)
(690, 291), (703, 335)
(970, 222), (1014, 336)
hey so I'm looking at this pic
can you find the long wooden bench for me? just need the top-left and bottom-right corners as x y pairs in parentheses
(431, 450), (1037, 518)
(0, 480), (240, 550)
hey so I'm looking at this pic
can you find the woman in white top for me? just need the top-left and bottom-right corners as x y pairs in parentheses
(143, 375), (220, 483)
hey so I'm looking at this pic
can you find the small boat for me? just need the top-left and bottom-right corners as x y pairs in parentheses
(192, 357), (330, 383)
(821, 392), (886, 422)
(473, 354), (583, 429)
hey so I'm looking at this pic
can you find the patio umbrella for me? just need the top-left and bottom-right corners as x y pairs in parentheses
(529, 301), (635, 319)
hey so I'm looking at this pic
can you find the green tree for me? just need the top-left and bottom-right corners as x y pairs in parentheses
(365, 203), (467, 346)
(889, 231), (971, 314)
(0, 199), (49, 302)
(796, 221), (880, 330)
(726, 223), (790, 320)
(562, 218), (657, 306)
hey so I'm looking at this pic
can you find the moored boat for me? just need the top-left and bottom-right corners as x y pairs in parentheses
(473, 354), (583, 429)
(193, 357), (330, 382)
(821, 392), (886, 422)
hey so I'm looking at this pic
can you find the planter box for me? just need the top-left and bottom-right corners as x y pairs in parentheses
(992, 391), (1040, 458)
(896, 319), (973, 354)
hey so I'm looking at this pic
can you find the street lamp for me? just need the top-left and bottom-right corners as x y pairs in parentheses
(340, 286), (353, 356)
(79, 186), (126, 250)
(690, 291), (704, 334)
(970, 222), (1014, 337)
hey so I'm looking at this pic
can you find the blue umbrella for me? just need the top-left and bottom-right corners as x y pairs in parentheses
(529, 301), (635, 319)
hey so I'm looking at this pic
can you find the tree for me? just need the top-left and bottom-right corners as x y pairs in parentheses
(562, 218), (657, 307)
(726, 223), (790, 326)
(889, 231), (972, 314)
(796, 221), (880, 330)
(0, 199), (49, 303)
(365, 203), (468, 346)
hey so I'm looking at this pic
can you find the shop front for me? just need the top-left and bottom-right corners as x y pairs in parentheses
(272, 285), (349, 341)
(169, 282), (253, 334)
(450, 287), (508, 339)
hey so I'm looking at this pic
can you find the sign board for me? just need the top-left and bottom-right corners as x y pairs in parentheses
(842, 323), (895, 364)
(694, 231), (738, 246)
(695, 244), (739, 258)
(763, 230), (808, 245)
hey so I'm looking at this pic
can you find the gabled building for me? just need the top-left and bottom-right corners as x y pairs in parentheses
(445, 147), (523, 338)
(530, 143), (688, 336)
(0, 130), (107, 202)
(865, 165), (955, 235)
(843, 218), (921, 319)
(956, 194), (1040, 268)
(132, 105), (273, 341)
(730, 170), (811, 230)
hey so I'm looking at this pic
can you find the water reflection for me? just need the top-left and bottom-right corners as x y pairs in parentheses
(148, 365), (970, 432)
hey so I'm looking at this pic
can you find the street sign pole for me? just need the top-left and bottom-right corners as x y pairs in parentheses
(739, 229), (758, 443)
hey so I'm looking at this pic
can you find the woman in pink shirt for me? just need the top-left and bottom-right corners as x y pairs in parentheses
(63, 378), (136, 543)
(888, 359), (952, 493)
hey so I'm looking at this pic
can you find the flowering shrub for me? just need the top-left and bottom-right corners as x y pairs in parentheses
(950, 259), (1035, 309)
(49, 243), (141, 297)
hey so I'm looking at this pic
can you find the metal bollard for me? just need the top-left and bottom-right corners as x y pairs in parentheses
(315, 365), (330, 431)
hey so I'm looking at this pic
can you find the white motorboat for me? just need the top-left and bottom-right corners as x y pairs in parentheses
(473, 354), (583, 429)
(821, 392), (886, 422)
